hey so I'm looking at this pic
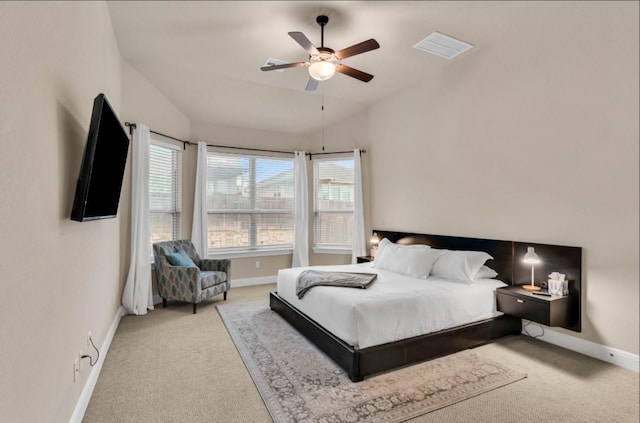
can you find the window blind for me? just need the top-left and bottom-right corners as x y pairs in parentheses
(207, 152), (294, 252)
(313, 158), (355, 249)
(149, 142), (181, 251)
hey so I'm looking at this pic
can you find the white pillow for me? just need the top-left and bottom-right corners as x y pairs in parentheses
(374, 238), (431, 265)
(473, 265), (498, 280)
(373, 237), (393, 262)
(431, 250), (493, 283)
(374, 240), (439, 279)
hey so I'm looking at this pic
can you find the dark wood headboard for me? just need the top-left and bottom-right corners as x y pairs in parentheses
(372, 229), (582, 332)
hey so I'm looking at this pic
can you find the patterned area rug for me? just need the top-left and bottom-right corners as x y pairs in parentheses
(217, 301), (526, 423)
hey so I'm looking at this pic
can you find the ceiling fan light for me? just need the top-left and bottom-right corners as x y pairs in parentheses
(309, 61), (336, 81)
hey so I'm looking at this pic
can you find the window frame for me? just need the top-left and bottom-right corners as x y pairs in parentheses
(312, 156), (355, 254)
(206, 151), (295, 258)
(149, 139), (182, 259)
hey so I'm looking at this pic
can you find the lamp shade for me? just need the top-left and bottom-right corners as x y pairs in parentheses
(309, 61), (336, 81)
(370, 233), (380, 258)
(523, 246), (540, 264)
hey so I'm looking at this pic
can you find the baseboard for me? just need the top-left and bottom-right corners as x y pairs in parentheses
(68, 305), (127, 423)
(230, 275), (277, 288)
(522, 321), (639, 373)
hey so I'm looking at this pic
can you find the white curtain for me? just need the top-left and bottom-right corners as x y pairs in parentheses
(191, 141), (208, 258)
(122, 124), (153, 315)
(352, 148), (366, 263)
(292, 151), (309, 267)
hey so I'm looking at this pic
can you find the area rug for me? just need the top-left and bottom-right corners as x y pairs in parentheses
(217, 301), (526, 423)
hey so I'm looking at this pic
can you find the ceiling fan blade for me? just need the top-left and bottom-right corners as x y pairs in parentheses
(260, 61), (307, 72)
(305, 77), (319, 92)
(334, 39), (380, 60)
(335, 64), (374, 82)
(288, 32), (319, 55)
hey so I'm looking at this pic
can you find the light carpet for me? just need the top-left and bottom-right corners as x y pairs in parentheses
(217, 301), (527, 423)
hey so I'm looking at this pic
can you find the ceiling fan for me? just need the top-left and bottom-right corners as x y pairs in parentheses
(261, 15), (380, 91)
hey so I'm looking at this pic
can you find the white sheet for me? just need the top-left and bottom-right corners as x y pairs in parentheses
(276, 262), (506, 349)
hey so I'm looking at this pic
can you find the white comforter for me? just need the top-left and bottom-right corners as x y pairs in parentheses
(276, 262), (506, 349)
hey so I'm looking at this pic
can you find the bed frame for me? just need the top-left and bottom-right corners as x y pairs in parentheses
(270, 230), (523, 382)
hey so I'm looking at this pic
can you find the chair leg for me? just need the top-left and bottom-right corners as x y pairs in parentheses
(162, 298), (167, 308)
(193, 303), (197, 314)
(224, 291), (228, 301)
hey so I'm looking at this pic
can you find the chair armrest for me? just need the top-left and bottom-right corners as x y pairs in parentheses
(164, 266), (201, 279)
(199, 259), (231, 274)
(170, 265), (200, 272)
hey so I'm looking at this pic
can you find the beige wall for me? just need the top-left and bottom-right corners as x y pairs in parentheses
(121, 61), (191, 140)
(360, 2), (638, 354)
(0, 2), (125, 422)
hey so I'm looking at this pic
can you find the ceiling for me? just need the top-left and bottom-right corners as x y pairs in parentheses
(107, 1), (523, 134)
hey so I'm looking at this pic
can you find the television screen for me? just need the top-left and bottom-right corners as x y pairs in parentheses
(71, 93), (130, 222)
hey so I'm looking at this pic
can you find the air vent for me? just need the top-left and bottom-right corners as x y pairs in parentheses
(263, 58), (289, 72)
(413, 32), (473, 59)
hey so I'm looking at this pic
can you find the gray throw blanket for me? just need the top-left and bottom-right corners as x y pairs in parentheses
(296, 270), (377, 299)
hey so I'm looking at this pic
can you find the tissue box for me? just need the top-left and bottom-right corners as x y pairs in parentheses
(548, 279), (569, 296)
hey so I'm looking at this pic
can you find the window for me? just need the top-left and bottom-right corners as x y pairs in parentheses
(207, 152), (294, 254)
(149, 141), (181, 254)
(313, 157), (355, 252)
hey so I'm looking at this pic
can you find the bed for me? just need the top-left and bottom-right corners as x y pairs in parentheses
(270, 230), (523, 382)
(277, 263), (507, 349)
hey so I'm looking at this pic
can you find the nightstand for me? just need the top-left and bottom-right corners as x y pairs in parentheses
(356, 256), (374, 263)
(496, 285), (572, 328)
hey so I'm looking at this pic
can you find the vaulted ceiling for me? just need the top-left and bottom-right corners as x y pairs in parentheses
(107, 1), (536, 134)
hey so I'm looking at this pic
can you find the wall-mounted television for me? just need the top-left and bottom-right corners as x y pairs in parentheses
(70, 93), (130, 222)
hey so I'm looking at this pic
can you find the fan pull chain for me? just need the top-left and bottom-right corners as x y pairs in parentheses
(321, 85), (325, 151)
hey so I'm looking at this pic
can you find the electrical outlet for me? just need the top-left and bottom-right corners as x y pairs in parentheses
(255, 261), (260, 269)
(73, 358), (80, 382)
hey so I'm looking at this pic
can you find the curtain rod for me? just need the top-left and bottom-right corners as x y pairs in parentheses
(124, 122), (366, 158)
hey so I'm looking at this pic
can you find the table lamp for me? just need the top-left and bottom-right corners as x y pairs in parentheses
(522, 246), (541, 291)
(370, 233), (380, 258)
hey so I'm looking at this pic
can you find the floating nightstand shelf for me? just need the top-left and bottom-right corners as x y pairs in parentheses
(498, 242), (582, 332)
(497, 285), (573, 328)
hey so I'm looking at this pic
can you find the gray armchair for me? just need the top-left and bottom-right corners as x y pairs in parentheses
(152, 240), (230, 314)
